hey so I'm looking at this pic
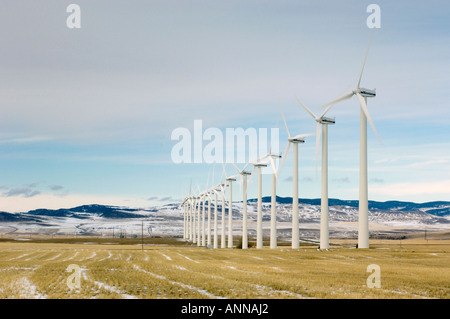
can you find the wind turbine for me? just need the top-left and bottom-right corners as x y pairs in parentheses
(223, 165), (239, 249)
(201, 192), (206, 246)
(252, 149), (281, 249)
(215, 182), (228, 248)
(264, 150), (282, 249)
(320, 34), (380, 249)
(192, 196), (199, 244)
(211, 186), (220, 249)
(297, 98), (336, 250)
(206, 190), (212, 247)
(231, 162), (253, 249)
(181, 197), (188, 240)
(278, 108), (313, 249)
(253, 160), (267, 249)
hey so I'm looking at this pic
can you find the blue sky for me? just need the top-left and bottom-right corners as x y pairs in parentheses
(0, 0), (449, 212)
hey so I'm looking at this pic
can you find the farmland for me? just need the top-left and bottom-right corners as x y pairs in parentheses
(0, 237), (448, 299)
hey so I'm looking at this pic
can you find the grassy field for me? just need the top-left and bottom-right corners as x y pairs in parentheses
(0, 237), (448, 299)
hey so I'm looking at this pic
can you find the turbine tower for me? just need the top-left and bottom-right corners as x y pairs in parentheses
(223, 165), (238, 249)
(253, 162), (267, 249)
(231, 162), (253, 249)
(264, 151), (282, 249)
(218, 183), (227, 248)
(189, 196), (194, 242)
(320, 34), (380, 249)
(207, 191), (212, 246)
(297, 98), (336, 250)
(278, 108), (313, 249)
(201, 193), (206, 246)
(212, 187), (220, 249)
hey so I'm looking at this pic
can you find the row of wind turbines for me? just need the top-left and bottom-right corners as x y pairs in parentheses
(181, 34), (380, 250)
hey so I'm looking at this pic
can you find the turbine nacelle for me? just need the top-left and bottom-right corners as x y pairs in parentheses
(354, 88), (376, 98)
(253, 162), (268, 167)
(288, 136), (306, 143)
(317, 116), (335, 125)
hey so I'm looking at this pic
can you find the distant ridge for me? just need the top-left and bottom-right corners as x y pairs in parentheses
(0, 204), (145, 220)
(1, 199), (450, 219)
(247, 196), (450, 216)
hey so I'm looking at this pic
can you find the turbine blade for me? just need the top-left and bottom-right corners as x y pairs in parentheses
(315, 123), (321, 177)
(231, 162), (241, 174)
(292, 132), (314, 140)
(356, 93), (382, 144)
(357, 30), (375, 89)
(296, 96), (318, 120)
(206, 167), (211, 188)
(222, 163), (228, 179)
(320, 92), (354, 116)
(269, 156), (278, 179)
(278, 142), (291, 178)
(279, 105), (291, 138)
(248, 165), (256, 185)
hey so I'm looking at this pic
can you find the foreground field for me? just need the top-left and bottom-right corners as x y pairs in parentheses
(0, 238), (448, 299)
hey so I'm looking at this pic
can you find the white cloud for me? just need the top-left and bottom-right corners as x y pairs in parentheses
(369, 180), (450, 200)
(0, 193), (157, 213)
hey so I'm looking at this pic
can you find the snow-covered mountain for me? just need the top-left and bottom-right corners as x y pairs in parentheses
(0, 199), (449, 239)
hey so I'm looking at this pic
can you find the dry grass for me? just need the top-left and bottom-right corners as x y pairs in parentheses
(0, 238), (448, 299)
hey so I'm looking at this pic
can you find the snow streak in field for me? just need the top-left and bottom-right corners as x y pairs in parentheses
(176, 253), (200, 263)
(98, 251), (112, 262)
(81, 268), (137, 299)
(12, 277), (47, 299)
(132, 264), (224, 299)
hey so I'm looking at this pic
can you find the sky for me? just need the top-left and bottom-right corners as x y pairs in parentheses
(0, 0), (449, 212)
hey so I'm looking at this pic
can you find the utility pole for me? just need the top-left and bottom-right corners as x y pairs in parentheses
(141, 220), (144, 251)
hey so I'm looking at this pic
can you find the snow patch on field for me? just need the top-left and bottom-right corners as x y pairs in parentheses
(176, 253), (200, 264)
(81, 268), (137, 299)
(133, 264), (224, 299)
(161, 253), (172, 261)
(11, 277), (47, 299)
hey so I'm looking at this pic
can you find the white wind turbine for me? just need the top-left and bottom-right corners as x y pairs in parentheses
(253, 160), (268, 249)
(222, 165), (239, 249)
(201, 192), (206, 246)
(231, 162), (253, 249)
(206, 190), (212, 247)
(278, 108), (313, 249)
(215, 182), (228, 248)
(297, 98), (336, 250)
(320, 34), (380, 249)
(258, 148), (282, 249)
(211, 185), (221, 249)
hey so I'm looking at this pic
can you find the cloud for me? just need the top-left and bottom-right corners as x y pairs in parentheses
(332, 177), (350, 184)
(147, 196), (174, 202)
(370, 180), (450, 198)
(3, 188), (41, 198)
(284, 176), (313, 183)
(0, 136), (55, 144)
(369, 178), (384, 184)
(407, 159), (449, 168)
(49, 185), (64, 191)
